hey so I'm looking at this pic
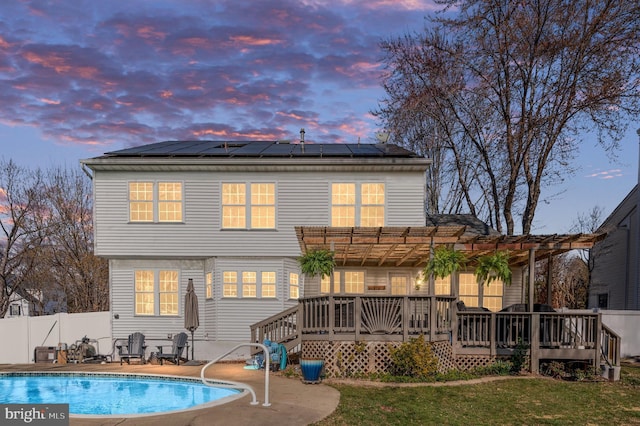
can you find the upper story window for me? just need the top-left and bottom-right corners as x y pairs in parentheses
(129, 182), (183, 223)
(331, 183), (385, 227)
(134, 269), (179, 316)
(9, 304), (21, 316)
(222, 183), (275, 229)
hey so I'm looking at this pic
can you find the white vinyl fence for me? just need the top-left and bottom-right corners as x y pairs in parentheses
(1, 309), (638, 365)
(0, 312), (112, 364)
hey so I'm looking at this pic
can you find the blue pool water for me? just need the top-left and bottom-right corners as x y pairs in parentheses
(0, 373), (242, 416)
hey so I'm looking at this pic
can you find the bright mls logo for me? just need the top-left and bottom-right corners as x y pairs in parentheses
(1, 404), (68, 425)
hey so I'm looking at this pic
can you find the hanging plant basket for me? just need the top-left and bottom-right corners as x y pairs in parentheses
(475, 251), (512, 285)
(423, 246), (467, 280)
(297, 249), (336, 278)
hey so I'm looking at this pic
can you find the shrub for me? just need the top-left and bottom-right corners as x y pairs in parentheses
(510, 339), (529, 373)
(388, 335), (439, 380)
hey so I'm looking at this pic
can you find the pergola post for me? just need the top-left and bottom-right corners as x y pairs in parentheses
(528, 249), (535, 311)
(546, 253), (553, 305)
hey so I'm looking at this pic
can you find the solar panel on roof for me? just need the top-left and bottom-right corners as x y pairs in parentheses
(291, 144), (323, 156)
(319, 144), (352, 156)
(261, 143), (296, 156)
(348, 144), (383, 156)
(229, 141), (274, 155)
(102, 140), (419, 159)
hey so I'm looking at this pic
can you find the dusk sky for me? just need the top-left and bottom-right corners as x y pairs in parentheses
(0, 0), (638, 234)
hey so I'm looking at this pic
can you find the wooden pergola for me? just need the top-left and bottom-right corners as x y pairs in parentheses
(295, 226), (606, 309)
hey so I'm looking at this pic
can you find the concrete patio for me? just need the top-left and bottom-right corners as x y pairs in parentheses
(0, 362), (340, 426)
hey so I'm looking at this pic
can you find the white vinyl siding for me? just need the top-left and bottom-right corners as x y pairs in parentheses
(94, 170), (425, 258)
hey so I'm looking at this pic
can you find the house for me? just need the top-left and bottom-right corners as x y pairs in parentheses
(81, 140), (430, 356)
(3, 286), (42, 318)
(590, 184), (640, 310)
(82, 139), (615, 374)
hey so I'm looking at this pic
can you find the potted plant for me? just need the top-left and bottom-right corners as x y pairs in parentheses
(423, 246), (467, 280)
(475, 250), (512, 285)
(297, 249), (336, 278)
(300, 357), (325, 383)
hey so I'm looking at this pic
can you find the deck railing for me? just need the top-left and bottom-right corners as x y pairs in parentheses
(300, 295), (456, 342)
(455, 311), (602, 370)
(249, 305), (300, 354)
(601, 323), (621, 367)
(250, 296), (615, 373)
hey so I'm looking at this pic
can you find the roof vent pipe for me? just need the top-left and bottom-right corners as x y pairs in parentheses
(300, 128), (305, 152)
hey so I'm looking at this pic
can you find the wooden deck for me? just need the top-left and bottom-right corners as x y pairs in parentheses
(250, 295), (621, 373)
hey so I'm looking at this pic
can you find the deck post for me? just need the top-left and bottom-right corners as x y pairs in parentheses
(594, 312), (602, 369)
(489, 313), (496, 357)
(530, 313), (540, 373)
(451, 301), (459, 355)
(429, 295), (437, 341)
(403, 297), (410, 341)
(354, 296), (361, 341)
(328, 296), (335, 338)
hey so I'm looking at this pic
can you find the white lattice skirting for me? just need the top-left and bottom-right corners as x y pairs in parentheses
(301, 340), (474, 378)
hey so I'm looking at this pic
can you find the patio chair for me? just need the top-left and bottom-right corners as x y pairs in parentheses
(155, 332), (189, 365)
(117, 332), (147, 365)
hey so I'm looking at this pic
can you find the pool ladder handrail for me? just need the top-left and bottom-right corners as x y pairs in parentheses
(200, 343), (271, 407)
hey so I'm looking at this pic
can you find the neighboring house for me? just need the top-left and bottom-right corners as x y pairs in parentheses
(4, 286), (42, 318)
(82, 139), (611, 373)
(590, 184), (640, 310)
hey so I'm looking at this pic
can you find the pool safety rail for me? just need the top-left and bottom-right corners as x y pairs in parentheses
(200, 343), (271, 407)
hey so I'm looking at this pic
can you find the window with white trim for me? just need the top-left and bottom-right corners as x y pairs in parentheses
(222, 183), (275, 229)
(205, 272), (213, 299)
(9, 304), (21, 316)
(289, 273), (299, 299)
(159, 270), (179, 315)
(390, 275), (407, 295)
(134, 270), (179, 316)
(331, 183), (385, 226)
(129, 183), (153, 222)
(458, 272), (503, 312)
(434, 276), (452, 296)
(222, 270), (278, 298)
(129, 182), (183, 222)
(242, 271), (257, 298)
(344, 271), (364, 293)
(262, 272), (276, 298)
(223, 271), (238, 297)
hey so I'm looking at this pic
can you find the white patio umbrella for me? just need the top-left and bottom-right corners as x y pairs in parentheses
(184, 278), (199, 361)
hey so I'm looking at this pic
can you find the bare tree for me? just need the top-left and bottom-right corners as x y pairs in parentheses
(0, 161), (108, 316)
(0, 160), (48, 318)
(535, 254), (589, 309)
(376, 0), (640, 234)
(42, 166), (109, 313)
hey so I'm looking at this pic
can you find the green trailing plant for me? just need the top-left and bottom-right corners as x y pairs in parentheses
(297, 248), (336, 278)
(475, 250), (512, 285)
(424, 246), (467, 280)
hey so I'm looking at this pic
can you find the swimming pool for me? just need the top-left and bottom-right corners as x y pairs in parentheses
(0, 372), (244, 417)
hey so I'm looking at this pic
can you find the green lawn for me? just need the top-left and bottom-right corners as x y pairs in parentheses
(315, 364), (640, 425)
